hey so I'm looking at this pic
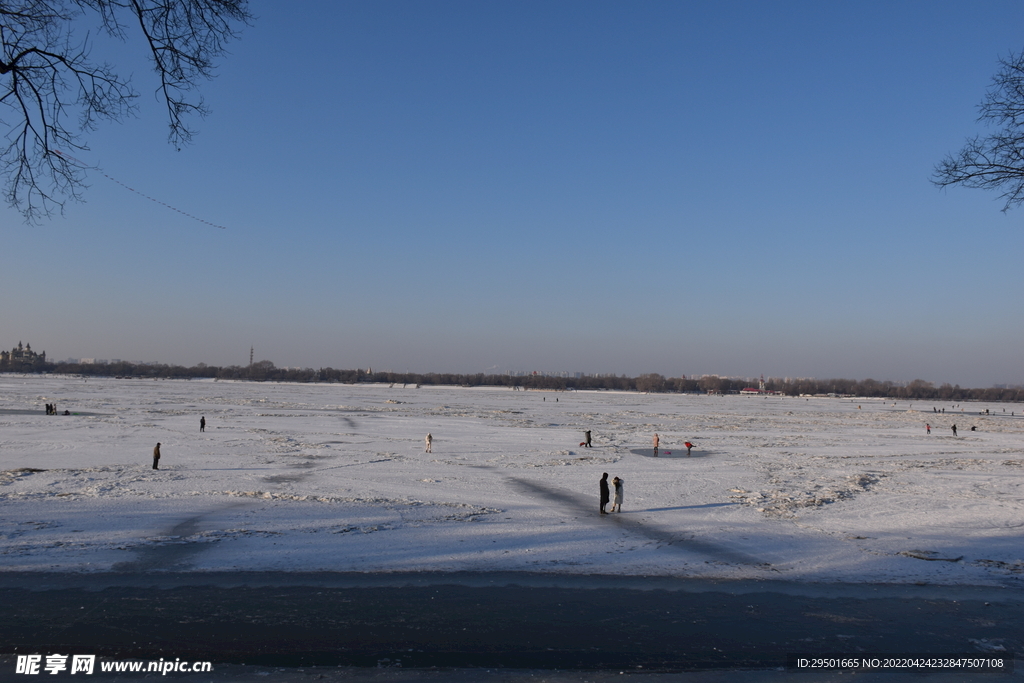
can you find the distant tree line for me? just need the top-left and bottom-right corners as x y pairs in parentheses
(2, 355), (1023, 402)
(760, 376), (1023, 403)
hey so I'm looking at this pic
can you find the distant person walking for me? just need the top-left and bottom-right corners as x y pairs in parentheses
(599, 472), (610, 514)
(425, 433), (433, 453)
(652, 433), (659, 457)
(584, 430), (592, 448)
(610, 476), (624, 513)
(152, 443), (161, 470)
(200, 416), (206, 432)
(951, 424), (958, 437)
(926, 424), (931, 434)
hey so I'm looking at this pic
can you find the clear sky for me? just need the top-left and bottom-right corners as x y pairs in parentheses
(4, 0), (1024, 387)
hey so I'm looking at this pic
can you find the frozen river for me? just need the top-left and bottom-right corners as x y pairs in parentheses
(2, 375), (1023, 586)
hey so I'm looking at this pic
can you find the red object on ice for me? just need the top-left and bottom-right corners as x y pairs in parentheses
(579, 442), (586, 447)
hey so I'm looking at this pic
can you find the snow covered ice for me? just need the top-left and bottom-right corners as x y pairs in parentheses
(2, 375), (1023, 586)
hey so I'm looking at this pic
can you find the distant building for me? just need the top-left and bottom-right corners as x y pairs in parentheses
(740, 375), (768, 395)
(0, 341), (47, 371)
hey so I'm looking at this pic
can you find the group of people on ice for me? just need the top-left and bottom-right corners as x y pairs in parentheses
(926, 423), (979, 436)
(599, 472), (624, 514)
(653, 432), (693, 456)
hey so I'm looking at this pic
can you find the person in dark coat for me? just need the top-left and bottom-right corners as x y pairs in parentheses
(951, 424), (957, 437)
(152, 442), (161, 470)
(599, 472), (610, 514)
(584, 430), (592, 447)
(200, 416), (206, 432)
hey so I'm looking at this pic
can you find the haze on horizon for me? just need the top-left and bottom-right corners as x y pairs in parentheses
(3, 1), (1023, 389)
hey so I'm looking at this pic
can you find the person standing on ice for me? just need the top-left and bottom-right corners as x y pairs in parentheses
(951, 424), (958, 437)
(599, 472), (610, 514)
(610, 476), (624, 513)
(584, 430), (592, 447)
(152, 442), (161, 470)
(652, 433), (659, 457)
(200, 416), (206, 432)
(926, 424), (931, 434)
(425, 433), (432, 453)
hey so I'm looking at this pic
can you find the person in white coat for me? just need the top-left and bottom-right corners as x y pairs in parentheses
(611, 476), (624, 513)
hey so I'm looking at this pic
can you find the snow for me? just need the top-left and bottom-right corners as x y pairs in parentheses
(1, 375), (1022, 585)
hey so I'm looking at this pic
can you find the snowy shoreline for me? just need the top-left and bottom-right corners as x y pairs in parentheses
(2, 376), (1022, 587)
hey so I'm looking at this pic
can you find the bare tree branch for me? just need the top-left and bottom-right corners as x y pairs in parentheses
(0, 0), (251, 222)
(934, 49), (1024, 212)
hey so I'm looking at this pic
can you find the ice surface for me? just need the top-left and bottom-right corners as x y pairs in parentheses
(1, 376), (1022, 585)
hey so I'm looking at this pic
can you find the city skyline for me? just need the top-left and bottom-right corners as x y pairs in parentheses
(6, 341), (1023, 390)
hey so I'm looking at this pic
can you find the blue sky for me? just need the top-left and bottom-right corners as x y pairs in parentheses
(4, 0), (1024, 387)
